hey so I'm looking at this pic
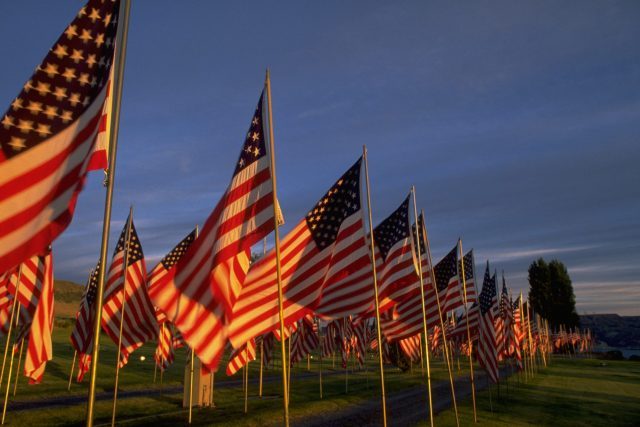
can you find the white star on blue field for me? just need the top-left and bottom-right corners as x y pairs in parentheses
(1, 1), (638, 315)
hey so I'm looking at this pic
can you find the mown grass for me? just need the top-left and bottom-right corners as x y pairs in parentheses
(431, 357), (640, 427)
(2, 325), (459, 426)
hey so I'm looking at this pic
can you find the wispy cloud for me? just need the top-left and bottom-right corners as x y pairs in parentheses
(480, 245), (599, 263)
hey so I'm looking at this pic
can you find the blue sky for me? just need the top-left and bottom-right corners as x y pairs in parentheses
(2, 1), (639, 315)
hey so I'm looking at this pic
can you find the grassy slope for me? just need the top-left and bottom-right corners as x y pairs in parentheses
(53, 279), (84, 320)
(431, 358), (640, 427)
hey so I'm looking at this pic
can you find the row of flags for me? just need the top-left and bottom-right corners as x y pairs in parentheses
(0, 1), (589, 412)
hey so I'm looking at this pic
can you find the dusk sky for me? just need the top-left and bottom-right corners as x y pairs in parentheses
(2, 1), (639, 315)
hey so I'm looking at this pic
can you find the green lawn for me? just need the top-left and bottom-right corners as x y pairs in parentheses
(1, 325), (459, 426)
(431, 358), (640, 427)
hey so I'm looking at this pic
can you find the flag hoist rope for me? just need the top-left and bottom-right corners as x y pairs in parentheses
(86, 0), (132, 425)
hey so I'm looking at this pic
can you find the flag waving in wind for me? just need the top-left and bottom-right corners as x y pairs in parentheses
(229, 158), (372, 348)
(149, 91), (276, 370)
(0, 0), (121, 273)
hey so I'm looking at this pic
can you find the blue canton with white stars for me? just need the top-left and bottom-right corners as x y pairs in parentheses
(160, 229), (196, 270)
(374, 195), (410, 261)
(305, 158), (362, 250)
(1, 0), (120, 158)
(113, 217), (143, 265)
(234, 92), (267, 175)
(433, 245), (458, 292)
(479, 264), (496, 315)
(411, 213), (426, 256)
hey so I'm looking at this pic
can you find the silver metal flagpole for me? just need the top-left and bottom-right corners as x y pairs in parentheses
(86, 1), (132, 425)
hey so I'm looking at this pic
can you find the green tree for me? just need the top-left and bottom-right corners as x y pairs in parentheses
(528, 258), (579, 330)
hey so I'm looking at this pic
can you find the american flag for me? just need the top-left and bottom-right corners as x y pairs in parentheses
(477, 263), (499, 383)
(512, 297), (523, 369)
(290, 315), (319, 365)
(0, 0), (120, 273)
(229, 158), (372, 348)
(322, 320), (339, 358)
(148, 91), (275, 371)
(373, 195), (420, 314)
(496, 274), (511, 360)
(226, 338), (257, 376)
(351, 319), (368, 366)
(101, 215), (156, 367)
(429, 325), (441, 354)
(147, 230), (195, 371)
(154, 322), (175, 372)
(380, 241), (461, 342)
(70, 261), (100, 382)
(458, 250), (477, 304)
(399, 333), (421, 363)
(7, 250), (55, 384)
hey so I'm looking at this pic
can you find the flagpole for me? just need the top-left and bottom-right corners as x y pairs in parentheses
(259, 339), (264, 399)
(319, 335), (324, 399)
(244, 347), (249, 414)
(0, 267), (22, 390)
(519, 292), (528, 381)
(458, 239), (477, 423)
(265, 69), (289, 427)
(362, 145), (388, 427)
(1, 295), (22, 425)
(421, 212), (460, 427)
(86, 1), (132, 424)
(68, 350), (78, 391)
(110, 207), (134, 427)
(259, 239), (266, 399)
(344, 318), (348, 394)
(410, 186), (434, 427)
(159, 322), (166, 393)
(12, 340), (24, 397)
(188, 225), (199, 425)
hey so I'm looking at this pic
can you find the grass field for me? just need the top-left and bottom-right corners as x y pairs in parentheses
(3, 322), (639, 426)
(432, 357), (640, 427)
(1, 325), (458, 426)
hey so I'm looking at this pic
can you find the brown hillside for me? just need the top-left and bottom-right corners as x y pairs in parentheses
(54, 279), (84, 319)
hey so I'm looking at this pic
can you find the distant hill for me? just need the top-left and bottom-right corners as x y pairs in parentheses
(54, 279), (84, 319)
(580, 314), (640, 348)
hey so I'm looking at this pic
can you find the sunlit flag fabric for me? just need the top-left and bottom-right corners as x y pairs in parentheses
(398, 333), (421, 363)
(226, 338), (257, 376)
(351, 320), (368, 366)
(290, 315), (319, 365)
(147, 230), (196, 371)
(101, 216), (156, 367)
(458, 250), (477, 304)
(229, 158), (372, 348)
(154, 322), (174, 372)
(496, 274), (511, 360)
(0, 0), (120, 273)
(70, 261), (100, 382)
(149, 92), (275, 371)
(512, 297), (523, 369)
(477, 263), (499, 383)
(4, 249), (56, 384)
(372, 195), (420, 314)
(379, 236), (462, 343)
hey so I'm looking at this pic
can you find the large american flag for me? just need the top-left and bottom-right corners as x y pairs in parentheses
(101, 216), (156, 367)
(0, 0), (119, 273)
(148, 91), (275, 371)
(228, 158), (372, 348)
(477, 263), (499, 383)
(458, 250), (477, 304)
(70, 261), (100, 382)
